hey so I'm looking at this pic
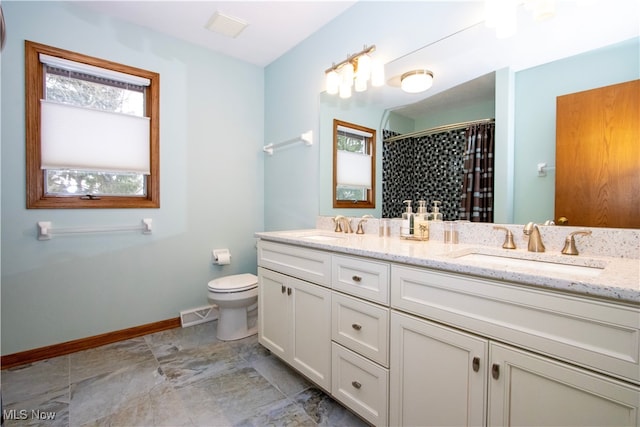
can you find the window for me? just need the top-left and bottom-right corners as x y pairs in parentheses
(333, 119), (376, 208)
(25, 41), (160, 208)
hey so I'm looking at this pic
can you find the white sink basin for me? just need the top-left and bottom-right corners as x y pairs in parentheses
(450, 250), (606, 277)
(280, 230), (346, 242)
(303, 234), (345, 242)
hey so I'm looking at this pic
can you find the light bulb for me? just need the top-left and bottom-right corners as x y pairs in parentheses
(339, 80), (352, 99)
(325, 69), (339, 95)
(354, 75), (367, 92)
(356, 54), (371, 81)
(342, 62), (354, 87)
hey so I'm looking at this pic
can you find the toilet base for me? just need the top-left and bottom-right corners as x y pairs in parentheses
(217, 306), (257, 341)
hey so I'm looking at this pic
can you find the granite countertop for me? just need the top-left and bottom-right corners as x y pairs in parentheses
(255, 228), (640, 305)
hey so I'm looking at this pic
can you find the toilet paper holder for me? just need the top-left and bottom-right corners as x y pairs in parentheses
(212, 249), (231, 265)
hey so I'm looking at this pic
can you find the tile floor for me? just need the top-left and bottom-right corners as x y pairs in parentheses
(1, 321), (369, 426)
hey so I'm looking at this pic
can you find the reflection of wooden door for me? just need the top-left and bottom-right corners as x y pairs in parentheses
(555, 80), (639, 228)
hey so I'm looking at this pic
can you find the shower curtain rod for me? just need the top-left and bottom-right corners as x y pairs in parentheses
(383, 118), (494, 143)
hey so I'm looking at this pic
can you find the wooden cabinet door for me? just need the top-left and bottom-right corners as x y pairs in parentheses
(488, 342), (639, 426)
(555, 79), (639, 228)
(390, 311), (488, 427)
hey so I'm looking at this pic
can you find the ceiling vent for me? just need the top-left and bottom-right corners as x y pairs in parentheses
(205, 11), (248, 38)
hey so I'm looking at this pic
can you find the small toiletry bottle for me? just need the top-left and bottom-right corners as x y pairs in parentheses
(430, 201), (443, 221)
(414, 200), (429, 240)
(401, 200), (413, 237)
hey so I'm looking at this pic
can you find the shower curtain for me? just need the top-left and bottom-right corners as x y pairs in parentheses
(459, 122), (495, 222)
(382, 121), (495, 222)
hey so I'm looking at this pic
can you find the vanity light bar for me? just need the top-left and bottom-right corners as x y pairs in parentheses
(325, 45), (376, 75)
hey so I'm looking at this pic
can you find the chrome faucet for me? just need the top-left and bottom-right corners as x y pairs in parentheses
(334, 215), (353, 233)
(523, 222), (545, 252)
(561, 230), (592, 255)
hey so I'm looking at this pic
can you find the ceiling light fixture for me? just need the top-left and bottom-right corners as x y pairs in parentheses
(325, 45), (385, 99)
(205, 11), (248, 39)
(400, 70), (434, 94)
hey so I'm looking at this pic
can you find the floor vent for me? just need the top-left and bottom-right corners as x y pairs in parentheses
(180, 305), (218, 328)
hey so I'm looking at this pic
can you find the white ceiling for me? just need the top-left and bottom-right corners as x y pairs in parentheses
(76, 0), (638, 118)
(77, 1), (357, 67)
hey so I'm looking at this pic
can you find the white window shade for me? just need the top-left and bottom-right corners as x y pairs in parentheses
(40, 100), (150, 174)
(337, 150), (372, 189)
(39, 53), (150, 87)
(337, 124), (373, 138)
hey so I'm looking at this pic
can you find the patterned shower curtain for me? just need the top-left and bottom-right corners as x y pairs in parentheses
(459, 122), (495, 222)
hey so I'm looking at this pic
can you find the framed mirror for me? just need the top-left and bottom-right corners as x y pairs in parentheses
(333, 119), (376, 208)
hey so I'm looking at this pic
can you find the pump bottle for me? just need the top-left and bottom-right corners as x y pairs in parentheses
(429, 201), (443, 221)
(414, 200), (430, 240)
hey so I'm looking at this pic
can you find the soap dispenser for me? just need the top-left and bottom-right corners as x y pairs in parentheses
(429, 201), (443, 221)
(401, 200), (414, 237)
(414, 200), (430, 240)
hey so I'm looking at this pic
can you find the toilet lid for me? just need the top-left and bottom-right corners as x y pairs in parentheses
(208, 273), (258, 293)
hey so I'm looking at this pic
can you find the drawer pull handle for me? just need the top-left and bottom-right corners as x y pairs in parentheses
(472, 357), (480, 372)
(352, 275), (362, 283)
(351, 381), (362, 389)
(281, 285), (286, 294)
(287, 287), (292, 296)
(471, 356), (480, 372)
(351, 323), (362, 331)
(492, 363), (500, 380)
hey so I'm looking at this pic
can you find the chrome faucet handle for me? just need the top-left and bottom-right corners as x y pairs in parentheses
(333, 215), (343, 233)
(356, 215), (374, 235)
(561, 230), (592, 255)
(493, 226), (516, 249)
(523, 222), (545, 252)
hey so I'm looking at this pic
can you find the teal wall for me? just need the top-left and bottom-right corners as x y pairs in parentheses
(513, 38), (639, 224)
(1, 2), (264, 355)
(1, 1), (637, 355)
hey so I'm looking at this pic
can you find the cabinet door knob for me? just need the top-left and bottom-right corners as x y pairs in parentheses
(472, 357), (480, 372)
(351, 381), (362, 389)
(351, 323), (362, 331)
(287, 287), (292, 296)
(492, 363), (500, 380)
(281, 285), (286, 294)
(352, 275), (362, 282)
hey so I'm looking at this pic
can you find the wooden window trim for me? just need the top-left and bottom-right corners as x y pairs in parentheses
(25, 40), (160, 209)
(333, 119), (376, 209)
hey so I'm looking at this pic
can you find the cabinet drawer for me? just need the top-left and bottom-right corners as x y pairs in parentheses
(332, 292), (389, 367)
(332, 255), (390, 304)
(391, 264), (640, 385)
(332, 343), (389, 427)
(257, 240), (331, 287)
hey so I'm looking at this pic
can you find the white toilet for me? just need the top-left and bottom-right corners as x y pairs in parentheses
(207, 273), (258, 341)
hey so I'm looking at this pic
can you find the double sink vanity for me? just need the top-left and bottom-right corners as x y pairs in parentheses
(255, 218), (640, 426)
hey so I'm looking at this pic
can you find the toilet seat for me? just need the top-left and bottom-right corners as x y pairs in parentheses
(208, 273), (257, 294)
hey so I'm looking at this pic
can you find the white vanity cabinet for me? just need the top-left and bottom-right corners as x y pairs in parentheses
(330, 255), (390, 426)
(390, 264), (640, 426)
(257, 241), (332, 391)
(257, 237), (640, 426)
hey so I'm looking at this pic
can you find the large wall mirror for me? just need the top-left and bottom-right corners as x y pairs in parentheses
(320, 2), (639, 228)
